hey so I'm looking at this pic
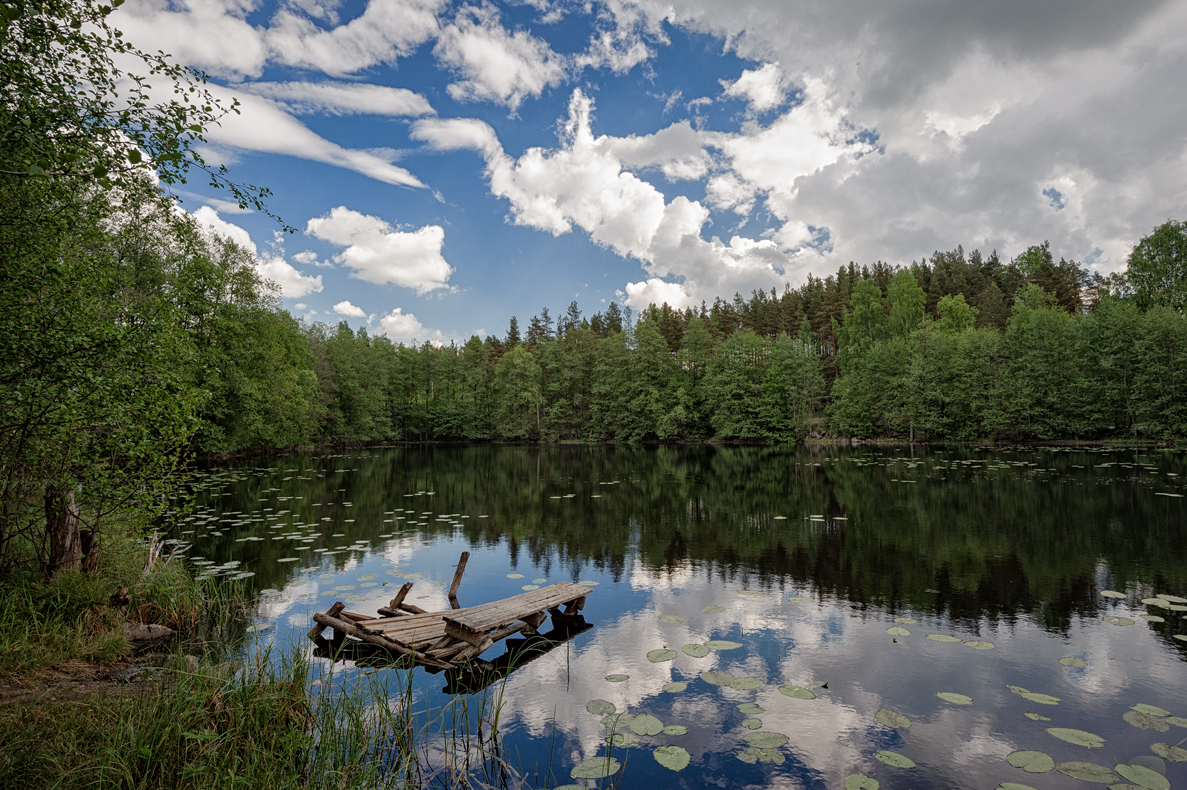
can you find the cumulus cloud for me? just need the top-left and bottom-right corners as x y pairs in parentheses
(332, 300), (368, 317)
(265, 0), (444, 75)
(434, 4), (568, 111)
(233, 81), (435, 116)
(306, 207), (454, 294)
(192, 207), (324, 298)
(379, 308), (449, 345)
(721, 62), (786, 113)
(413, 89), (799, 308)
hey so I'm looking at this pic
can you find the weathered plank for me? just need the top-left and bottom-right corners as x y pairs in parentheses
(444, 583), (591, 634)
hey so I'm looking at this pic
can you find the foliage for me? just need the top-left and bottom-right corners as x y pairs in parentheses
(1126, 220), (1187, 313)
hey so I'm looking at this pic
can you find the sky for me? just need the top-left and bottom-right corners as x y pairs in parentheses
(112, 0), (1187, 345)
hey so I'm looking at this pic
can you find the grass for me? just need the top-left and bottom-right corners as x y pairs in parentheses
(0, 532), (239, 675)
(0, 647), (527, 790)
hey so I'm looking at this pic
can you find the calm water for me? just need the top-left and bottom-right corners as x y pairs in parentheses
(172, 445), (1187, 789)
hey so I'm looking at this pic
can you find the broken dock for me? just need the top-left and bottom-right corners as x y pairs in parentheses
(308, 552), (592, 670)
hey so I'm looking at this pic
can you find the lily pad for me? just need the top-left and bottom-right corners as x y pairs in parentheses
(739, 591), (765, 596)
(894, 617), (917, 624)
(630, 714), (664, 736)
(1115, 763), (1171, 790)
(601, 713), (634, 727)
(521, 584), (540, 591)
(779, 685), (816, 700)
(662, 725), (688, 735)
(1123, 711), (1170, 731)
(662, 682), (687, 693)
(845, 775), (879, 790)
(1157, 594), (1187, 603)
(507, 573), (524, 579)
(1151, 743), (1187, 762)
(587, 699), (616, 716)
(1025, 711), (1051, 721)
(1056, 761), (1117, 783)
(875, 709), (912, 729)
(701, 670), (734, 686)
(738, 703), (766, 714)
(997, 785), (1039, 790)
(1141, 614), (1166, 622)
(875, 751), (916, 769)
(1104, 616), (1135, 626)
(702, 605), (726, 613)
(1168, 715), (1187, 728)
(1018, 691), (1061, 705)
(705, 640), (742, 650)
(744, 731), (789, 749)
(1060, 656), (1088, 668)
(606, 674), (629, 682)
(658, 614), (687, 624)
(787, 596), (812, 603)
(647, 649), (678, 663)
(605, 732), (640, 747)
(1048, 727), (1105, 748)
(570, 757), (620, 779)
(1175, 635), (1187, 642)
(964, 640), (996, 650)
(887, 626), (911, 637)
(1101, 590), (1127, 598)
(682, 643), (710, 658)
(653, 745), (690, 772)
(926, 634), (963, 643)
(741, 718), (762, 729)
(1142, 598), (1170, 607)
(1008, 750), (1055, 773)
(730, 676), (763, 690)
(1131, 704), (1172, 717)
(936, 692), (974, 705)
(737, 746), (784, 764)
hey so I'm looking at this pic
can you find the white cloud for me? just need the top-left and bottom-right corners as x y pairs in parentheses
(721, 62), (786, 113)
(192, 206), (257, 254)
(305, 207), (454, 294)
(414, 90), (793, 307)
(192, 207), (324, 298)
(332, 300), (367, 317)
(113, 0), (268, 80)
(233, 81), (435, 116)
(201, 85), (425, 188)
(378, 308), (448, 345)
(574, 0), (661, 74)
(603, 121), (712, 181)
(434, 4), (568, 111)
(265, 0), (444, 76)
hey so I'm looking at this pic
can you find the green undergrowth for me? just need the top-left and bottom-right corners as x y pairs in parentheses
(0, 649), (520, 790)
(0, 534), (241, 675)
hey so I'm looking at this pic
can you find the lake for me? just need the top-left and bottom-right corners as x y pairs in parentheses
(171, 444), (1187, 789)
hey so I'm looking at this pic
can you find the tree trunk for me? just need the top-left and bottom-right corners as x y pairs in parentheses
(44, 486), (81, 579)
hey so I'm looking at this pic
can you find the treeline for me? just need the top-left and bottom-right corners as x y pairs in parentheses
(190, 230), (1187, 451)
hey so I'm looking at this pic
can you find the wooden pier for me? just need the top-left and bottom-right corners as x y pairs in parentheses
(308, 552), (592, 670)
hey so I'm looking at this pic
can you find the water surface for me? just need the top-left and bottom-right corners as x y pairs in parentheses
(171, 445), (1187, 789)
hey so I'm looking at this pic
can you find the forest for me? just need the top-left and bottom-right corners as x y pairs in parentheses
(4, 0), (1187, 572)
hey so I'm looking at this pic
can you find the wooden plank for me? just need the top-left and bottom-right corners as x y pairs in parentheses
(307, 601), (344, 640)
(448, 551), (469, 610)
(444, 583), (591, 634)
(341, 611), (376, 622)
(310, 611), (451, 670)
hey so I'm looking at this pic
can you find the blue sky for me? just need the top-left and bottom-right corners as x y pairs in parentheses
(114, 0), (1187, 344)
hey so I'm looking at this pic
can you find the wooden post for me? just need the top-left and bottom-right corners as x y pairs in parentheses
(448, 551), (469, 610)
(377, 583), (414, 617)
(307, 602), (345, 640)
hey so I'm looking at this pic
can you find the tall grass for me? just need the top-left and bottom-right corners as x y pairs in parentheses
(0, 645), (529, 790)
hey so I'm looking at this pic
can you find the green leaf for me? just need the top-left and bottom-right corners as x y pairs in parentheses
(647, 648), (677, 663)
(658, 614), (686, 624)
(682, 643), (710, 657)
(570, 757), (620, 779)
(874, 750), (915, 769)
(741, 718), (762, 729)
(653, 745), (690, 771)
(887, 626), (911, 636)
(1054, 761), (1117, 783)
(662, 682), (687, 693)
(778, 685), (816, 700)
(662, 725), (687, 735)
(743, 731), (788, 749)
(700, 670), (734, 686)
(1047, 727), (1105, 748)
(586, 699), (615, 716)
(875, 709), (911, 729)
(630, 714), (663, 736)
(926, 634), (963, 643)
(1114, 763), (1170, 790)
(936, 692), (973, 705)
(1007, 750), (1055, 773)
(1130, 703), (1172, 717)
(844, 775), (879, 790)
(1123, 711), (1169, 731)
(704, 640), (742, 650)
(1059, 656), (1088, 667)
(127, 149), (142, 164)
(1150, 743), (1187, 762)
(730, 676), (762, 690)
